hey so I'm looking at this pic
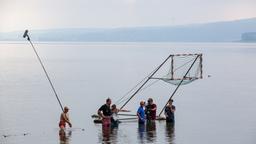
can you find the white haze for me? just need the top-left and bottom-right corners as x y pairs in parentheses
(0, 0), (256, 32)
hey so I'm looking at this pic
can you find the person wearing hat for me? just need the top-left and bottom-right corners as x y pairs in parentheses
(164, 99), (176, 123)
(59, 106), (72, 129)
(137, 101), (146, 124)
(145, 98), (157, 121)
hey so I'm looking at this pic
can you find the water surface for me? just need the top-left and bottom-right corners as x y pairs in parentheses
(0, 42), (256, 144)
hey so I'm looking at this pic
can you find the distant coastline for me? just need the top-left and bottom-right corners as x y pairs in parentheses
(240, 32), (256, 42)
(0, 17), (256, 43)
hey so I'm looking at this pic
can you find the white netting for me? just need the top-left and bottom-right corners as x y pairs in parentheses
(158, 54), (202, 85)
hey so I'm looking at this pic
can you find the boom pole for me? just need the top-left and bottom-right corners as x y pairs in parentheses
(120, 54), (173, 110)
(158, 54), (201, 116)
(23, 30), (64, 112)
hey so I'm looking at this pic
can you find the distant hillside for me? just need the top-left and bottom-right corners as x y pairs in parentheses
(241, 32), (256, 42)
(1, 18), (256, 42)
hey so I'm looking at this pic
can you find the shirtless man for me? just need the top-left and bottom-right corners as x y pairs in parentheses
(59, 106), (72, 129)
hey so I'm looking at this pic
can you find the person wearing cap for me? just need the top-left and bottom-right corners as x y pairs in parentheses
(59, 106), (72, 129)
(98, 98), (112, 127)
(145, 98), (157, 120)
(164, 99), (176, 123)
(137, 101), (146, 124)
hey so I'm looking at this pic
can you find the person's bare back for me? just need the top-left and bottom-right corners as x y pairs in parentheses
(59, 106), (72, 129)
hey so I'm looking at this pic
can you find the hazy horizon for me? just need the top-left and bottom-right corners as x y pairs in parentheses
(0, 17), (255, 33)
(1, 0), (256, 32)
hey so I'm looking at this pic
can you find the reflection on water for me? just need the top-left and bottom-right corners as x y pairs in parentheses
(165, 123), (175, 143)
(2, 43), (256, 143)
(137, 121), (157, 143)
(146, 121), (156, 143)
(138, 123), (146, 143)
(100, 125), (118, 143)
(59, 129), (72, 144)
(137, 121), (175, 144)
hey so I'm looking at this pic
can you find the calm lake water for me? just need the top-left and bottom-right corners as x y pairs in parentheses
(1, 42), (256, 144)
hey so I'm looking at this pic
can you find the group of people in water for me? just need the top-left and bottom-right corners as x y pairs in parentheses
(97, 98), (176, 127)
(57, 97), (176, 129)
(137, 98), (176, 124)
(97, 98), (130, 127)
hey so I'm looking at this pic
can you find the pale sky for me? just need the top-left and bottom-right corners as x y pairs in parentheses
(0, 0), (256, 32)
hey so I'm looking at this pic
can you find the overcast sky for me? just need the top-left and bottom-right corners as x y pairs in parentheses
(0, 0), (255, 32)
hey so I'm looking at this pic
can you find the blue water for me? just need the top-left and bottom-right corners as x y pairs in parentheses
(0, 42), (256, 144)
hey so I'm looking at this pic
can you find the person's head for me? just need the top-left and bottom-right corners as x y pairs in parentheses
(140, 101), (145, 107)
(111, 104), (117, 110)
(147, 98), (153, 105)
(168, 99), (174, 105)
(106, 98), (112, 106)
(64, 106), (69, 113)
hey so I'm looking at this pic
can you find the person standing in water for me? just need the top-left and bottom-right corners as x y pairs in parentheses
(145, 98), (157, 121)
(59, 106), (72, 129)
(137, 101), (146, 124)
(165, 99), (176, 123)
(111, 104), (130, 126)
(98, 98), (112, 127)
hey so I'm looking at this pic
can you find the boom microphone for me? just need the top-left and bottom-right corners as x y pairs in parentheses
(23, 30), (28, 38)
(22, 29), (64, 112)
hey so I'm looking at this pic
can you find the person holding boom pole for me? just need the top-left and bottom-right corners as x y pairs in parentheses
(23, 30), (72, 129)
(59, 106), (72, 129)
